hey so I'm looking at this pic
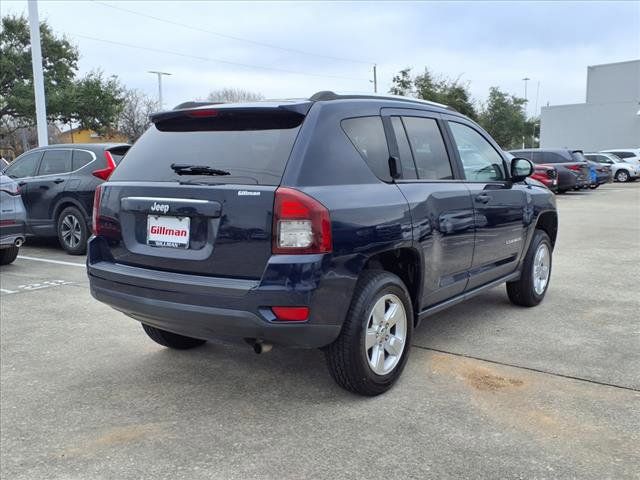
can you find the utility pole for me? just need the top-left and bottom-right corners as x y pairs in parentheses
(148, 71), (172, 109)
(28, 0), (48, 147)
(372, 64), (378, 93)
(532, 81), (540, 147)
(522, 77), (530, 117)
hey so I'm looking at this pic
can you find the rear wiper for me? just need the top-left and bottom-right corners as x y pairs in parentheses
(170, 163), (230, 176)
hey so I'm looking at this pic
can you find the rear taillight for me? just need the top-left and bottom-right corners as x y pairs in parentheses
(92, 185), (102, 235)
(92, 151), (117, 181)
(272, 187), (332, 254)
(567, 164), (582, 172)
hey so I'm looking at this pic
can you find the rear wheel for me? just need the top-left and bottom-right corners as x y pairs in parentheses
(325, 270), (413, 396)
(0, 246), (19, 265)
(615, 170), (630, 182)
(142, 324), (206, 349)
(57, 206), (88, 255)
(507, 230), (552, 307)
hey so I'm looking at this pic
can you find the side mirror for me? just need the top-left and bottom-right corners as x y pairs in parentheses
(510, 157), (534, 182)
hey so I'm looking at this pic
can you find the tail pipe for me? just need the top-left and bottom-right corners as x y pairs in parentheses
(14, 237), (24, 247)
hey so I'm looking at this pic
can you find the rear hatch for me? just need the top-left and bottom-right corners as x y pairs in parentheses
(94, 103), (309, 279)
(569, 151), (590, 182)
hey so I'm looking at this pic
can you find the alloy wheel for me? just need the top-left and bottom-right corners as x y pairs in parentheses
(365, 294), (407, 375)
(61, 214), (82, 249)
(532, 243), (550, 295)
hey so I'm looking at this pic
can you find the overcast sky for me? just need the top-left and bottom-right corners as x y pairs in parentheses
(3, 1), (639, 115)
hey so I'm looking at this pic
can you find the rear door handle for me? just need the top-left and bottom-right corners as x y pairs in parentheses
(53, 178), (65, 184)
(475, 193), (491, 204)
(18, 181), (27, 187)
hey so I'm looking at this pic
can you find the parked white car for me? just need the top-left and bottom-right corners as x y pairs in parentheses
(585, 153), (639, 182)
(600, 149), (640, 168)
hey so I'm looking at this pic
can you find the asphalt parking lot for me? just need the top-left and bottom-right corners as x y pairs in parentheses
(1, 183), (639, 480)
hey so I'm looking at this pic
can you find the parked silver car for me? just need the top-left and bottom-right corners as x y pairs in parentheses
(585, 153), (640, 182)
(0, 174), (26, 265)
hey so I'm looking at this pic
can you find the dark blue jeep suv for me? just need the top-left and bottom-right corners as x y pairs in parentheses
(87, 92), (557, 396)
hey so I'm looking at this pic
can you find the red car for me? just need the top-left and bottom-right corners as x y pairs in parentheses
(530, 164), (558, 192)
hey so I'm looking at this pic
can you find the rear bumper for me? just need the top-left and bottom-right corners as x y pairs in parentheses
(0, 222), (26, 248)
(87, 238), (350, 348)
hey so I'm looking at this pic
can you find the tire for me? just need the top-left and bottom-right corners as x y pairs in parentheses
(0, 246), (19, 265)
(56, 206), (88, 255)
(615, 170), (630, 183)
(325, 270), (414, 396)
(507, 230), (552, 307)
(141, 324), (206, 349)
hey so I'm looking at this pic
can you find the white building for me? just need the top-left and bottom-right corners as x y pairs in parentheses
(540, 60), (640, 151)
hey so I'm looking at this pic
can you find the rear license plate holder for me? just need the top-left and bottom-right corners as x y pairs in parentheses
(147, 215), (190, 249)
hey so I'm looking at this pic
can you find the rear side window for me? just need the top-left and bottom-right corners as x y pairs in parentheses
(5, 151), (41, 178)
(390, 117), (417, 179)
(342, 116), (391, 181)
(112, 111), (303, 185)
(39, 150), (72, 175)
(402, 117), (452, 180)
(72, 150), (94, 170)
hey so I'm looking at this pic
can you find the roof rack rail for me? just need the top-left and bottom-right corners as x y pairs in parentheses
(308, 91), (457, 112)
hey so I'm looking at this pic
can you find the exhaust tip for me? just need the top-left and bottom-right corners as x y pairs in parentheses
(252, 341), (273, 354)
(14, 238), (24, 247)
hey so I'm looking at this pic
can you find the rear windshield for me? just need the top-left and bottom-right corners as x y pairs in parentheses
(111, 115), (302, 185)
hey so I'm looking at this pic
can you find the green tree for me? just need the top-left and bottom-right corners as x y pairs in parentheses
(389, 68), (413, 96)
(389, 67), (478, 120)
(0, 15), (78, 125)
(478, 87), (528, 149)
(60, 71), (125, 133)
(1, 15), (124, 133)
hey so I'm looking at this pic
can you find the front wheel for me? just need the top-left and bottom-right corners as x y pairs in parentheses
(142, 324), (206, 349)
(325, 270), (413, 396)
(507, 230), (552, 307)
(57, 206), (88, 255)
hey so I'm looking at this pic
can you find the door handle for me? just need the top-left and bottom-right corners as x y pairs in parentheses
(18, 181), (27, 187)
(53, 178), (65, 184)
(475, 193), (491, 204)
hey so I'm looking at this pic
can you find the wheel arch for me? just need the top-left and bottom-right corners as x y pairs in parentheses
(360, 247), (422, 324)
(535, 210), (558, 248)
(52, 196), (90, 223)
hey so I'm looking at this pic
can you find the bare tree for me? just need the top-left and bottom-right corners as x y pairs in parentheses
(206, 88), (264, 103)
(118, 89), (159, 142)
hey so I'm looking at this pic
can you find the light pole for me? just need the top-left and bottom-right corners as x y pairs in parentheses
(28, 0), (48, 146)
(522, 77), (530, 148)
(148, 71), (172, 109)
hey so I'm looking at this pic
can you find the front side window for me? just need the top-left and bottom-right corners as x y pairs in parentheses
(402, 117), (452, 180)
(39, 150), (72, 175)
(4, 151), (42, 178)
(342, 116), (391, 181)
(449, 122), (505, 181)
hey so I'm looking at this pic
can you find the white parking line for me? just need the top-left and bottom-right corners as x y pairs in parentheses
(16, 255), (85, 268)
(1, 288), (17, 294)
